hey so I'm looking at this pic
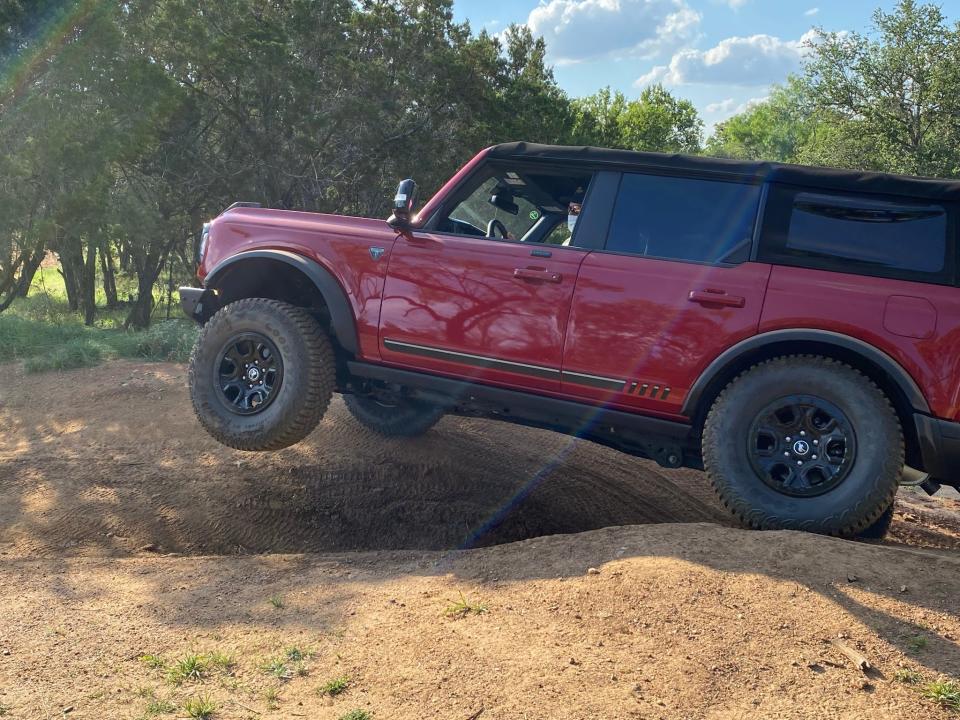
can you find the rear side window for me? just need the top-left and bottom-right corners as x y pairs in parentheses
(760, 186), (952, 283)
(605, 173), (761, 264)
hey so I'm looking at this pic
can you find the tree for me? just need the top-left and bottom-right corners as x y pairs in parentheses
(706, 78), (814, 162)
(802, 0), (960, 176)
(572, 85), (702, 153)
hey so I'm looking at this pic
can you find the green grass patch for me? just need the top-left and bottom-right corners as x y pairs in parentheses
(894, 668), (924, 684)
(0, 314), (198, 373)
(338, 710), (372, 720)
(166, 654), (210, 684)
(924, 679), (960, 710)
(139, 654), (166, 670)
(318, 676), (351, 697)
(144, 698), (177, 715)
(906, 635), (928, 653)
(444, 591), (488, 618)
(183, 696), (216, 719)
(268, 595), (285, 609)
(0, 267), (198, 372)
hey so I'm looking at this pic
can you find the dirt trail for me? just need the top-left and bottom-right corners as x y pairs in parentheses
(0, 361), (956, 558)
(0, 361), (958, 719)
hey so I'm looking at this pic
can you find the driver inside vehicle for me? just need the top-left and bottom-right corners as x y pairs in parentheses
(437, 167), (592, 246)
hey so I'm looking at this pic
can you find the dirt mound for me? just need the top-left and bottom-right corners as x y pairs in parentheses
(0, 361), (957, 559)
(1, 361), (959, 719)
(2, 524), (959, 719)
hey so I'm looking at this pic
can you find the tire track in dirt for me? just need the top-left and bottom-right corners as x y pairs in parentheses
(0, 361), (957, 557)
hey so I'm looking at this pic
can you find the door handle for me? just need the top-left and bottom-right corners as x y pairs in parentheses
(688, 289), (746, 308)
(514, 268), (562, 283)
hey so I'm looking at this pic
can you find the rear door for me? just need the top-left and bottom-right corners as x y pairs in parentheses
(562, 171), (770, 417)
(378, 164), (600, 395)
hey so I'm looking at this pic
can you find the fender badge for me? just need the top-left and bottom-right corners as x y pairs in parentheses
(369, 246), (386, 261)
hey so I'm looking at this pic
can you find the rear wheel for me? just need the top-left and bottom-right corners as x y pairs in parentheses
(189, 298), (335, 451)
(344, 394), (444, 437)
(702, 356), (902, 537)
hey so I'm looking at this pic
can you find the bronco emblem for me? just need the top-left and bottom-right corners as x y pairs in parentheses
(369, 246), (386, 261)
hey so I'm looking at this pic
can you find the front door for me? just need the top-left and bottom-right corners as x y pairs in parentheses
(379, 163), (596, 394)
(562, 171), (771, 416)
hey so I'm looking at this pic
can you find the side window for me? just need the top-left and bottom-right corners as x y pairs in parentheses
(760, 187), (950, 281)
(605, 173), (761, 264)
(443, 175), (540, 240)
(433, 166), (594, 245)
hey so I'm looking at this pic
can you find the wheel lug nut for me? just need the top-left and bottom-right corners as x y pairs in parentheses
(813, 439), (819, 445)
(800, 431), (806, 437)
(797, 460), (802, 466)
(812, 455), (818, 460)
(786, 436), (792, 442)
(784, 452), (790, 457)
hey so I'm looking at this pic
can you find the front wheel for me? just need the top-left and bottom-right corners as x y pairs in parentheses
(702, 356), (902, 537)
(188, 298), (336, 451)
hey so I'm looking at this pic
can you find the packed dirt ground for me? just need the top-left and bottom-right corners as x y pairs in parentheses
(0, 361), (958, 719)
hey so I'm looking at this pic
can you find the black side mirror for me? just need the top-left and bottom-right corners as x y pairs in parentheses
(388, 178), (418, 229)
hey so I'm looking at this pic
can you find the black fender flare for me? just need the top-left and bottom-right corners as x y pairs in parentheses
(203, 249), (360, 356)
(681, 329), (931, 418)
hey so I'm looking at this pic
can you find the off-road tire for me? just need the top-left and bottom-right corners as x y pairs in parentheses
(344, 394), (444, 437)
(702, 356), (902, 537)
(189, 298), (335, 451)
(856, 501), (895, 540)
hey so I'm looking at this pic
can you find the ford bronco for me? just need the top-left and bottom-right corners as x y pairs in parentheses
(180, 142), (960, 537)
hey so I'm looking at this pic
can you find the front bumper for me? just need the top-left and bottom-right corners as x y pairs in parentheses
(914, 413), (960, 486)
(179, 286), (219, 324)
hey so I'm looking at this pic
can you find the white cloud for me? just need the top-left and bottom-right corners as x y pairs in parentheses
(634, 30), (815, 87)
(804, 7), (819, 16)
(705, 98), (736, 114)
(527, 0), (701, 64)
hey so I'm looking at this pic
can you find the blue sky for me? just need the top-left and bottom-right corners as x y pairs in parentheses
(451, 0), (919, 134)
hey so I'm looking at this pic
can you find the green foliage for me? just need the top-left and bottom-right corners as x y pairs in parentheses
(338, 711), (372, 720)
(23, 337), (105, 373)
(572, 85), (702, 153)
(166, 654), (210, 684)
(444, 591), (488, 618)
(183, 696), (216, 719)
(708, 0), (960, 178)
(923, 679), (960, 710)
(139, 654), (166, 669)
(144, 698), (177, 715)
(895, 668), (924, 684)
(268, 595), (285, 610)
(318, 676), (351, 697)
(706, 78), (814, 162)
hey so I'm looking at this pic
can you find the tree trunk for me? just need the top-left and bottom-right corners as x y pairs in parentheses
(81, 241), (97, 326)
(125, 270), (158, 329)
(14, 246), (45, 299)
(100, 242), (118, 309)
(59, 251), (81, 312)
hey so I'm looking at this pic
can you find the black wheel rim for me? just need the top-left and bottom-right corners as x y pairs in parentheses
(214, 333), (283, 415)
(747, 395), (857, 497)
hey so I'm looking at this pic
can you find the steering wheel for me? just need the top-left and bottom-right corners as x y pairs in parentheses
(486, 218), (509, 239)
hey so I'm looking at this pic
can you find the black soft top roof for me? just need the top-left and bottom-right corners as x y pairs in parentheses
(487, 142), (960, 203)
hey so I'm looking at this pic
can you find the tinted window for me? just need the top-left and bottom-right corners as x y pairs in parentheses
(759, 186), (952, 282)
(605, 173), (761, 263)
(784, 192), (946, 273)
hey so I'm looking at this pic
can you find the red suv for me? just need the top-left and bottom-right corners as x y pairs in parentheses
(180, 142), (960, 537)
